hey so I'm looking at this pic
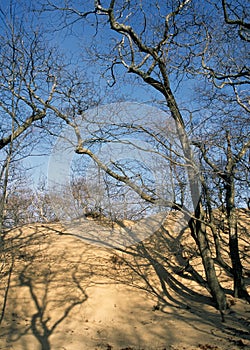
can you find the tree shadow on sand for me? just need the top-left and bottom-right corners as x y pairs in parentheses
(108, 214), (250, 346)
(1, 215), (249, 349)
(65, 211), (250, 347)
(0, 225), (89, 350)
(17, 266), (87, 350)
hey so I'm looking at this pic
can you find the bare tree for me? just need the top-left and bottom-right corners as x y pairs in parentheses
(0, 2), (67, 236)
(196, 128), (250, 301)
(2, 0), (247, 313)
(41, 0), (233, 311)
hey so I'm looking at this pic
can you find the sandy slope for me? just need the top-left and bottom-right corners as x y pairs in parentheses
(0, 211), (249, 350)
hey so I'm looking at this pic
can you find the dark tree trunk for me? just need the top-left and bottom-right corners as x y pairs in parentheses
(189, 205), (227, 311)
(223, 132), (250, 302)
(159, 80), (227, 312)
(227, 206), (250, 302)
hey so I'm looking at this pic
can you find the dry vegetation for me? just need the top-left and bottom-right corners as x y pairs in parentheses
(0, 210), (249, 350)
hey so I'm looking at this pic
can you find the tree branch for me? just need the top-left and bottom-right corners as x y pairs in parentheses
(0, 111), (46, 150)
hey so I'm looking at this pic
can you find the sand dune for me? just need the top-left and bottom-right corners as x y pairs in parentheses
(0, 211), (249, 349)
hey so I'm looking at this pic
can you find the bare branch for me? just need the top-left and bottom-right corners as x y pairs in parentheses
(222, 0), (250, 28)
(0, 111), (46, 150)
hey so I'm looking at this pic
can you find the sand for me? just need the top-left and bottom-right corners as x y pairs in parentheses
(0, 211), (249, 350)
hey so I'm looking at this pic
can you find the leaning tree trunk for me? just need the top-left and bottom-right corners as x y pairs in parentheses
(168, 95), (227, 311)
(158, 74), (227, 311)
(189, 203), (227, 312)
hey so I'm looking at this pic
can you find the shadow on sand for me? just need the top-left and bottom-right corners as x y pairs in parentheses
(0, 211), (249, 349)
(0, 225), (89, 349)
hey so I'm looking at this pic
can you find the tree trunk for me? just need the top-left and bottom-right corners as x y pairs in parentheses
(225, 136), (250, 302)
(189, 204), (227, 311)
(157, 76), (227, 311)
(227, 206), (250, 302)
(202, 179), (232, 274)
